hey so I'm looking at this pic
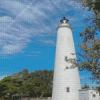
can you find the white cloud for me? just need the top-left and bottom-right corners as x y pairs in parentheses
(39, 40), (56, 46)
(0, 16), (13, 31)
(31, 52), (42, 53)
(0, 16), (13, 22)
(0, 0), (27, 16)
(25, 52), (42, 56)
(1, 44), (22, 54)
(66, 0), (82, 9)
(25, 55), (39, 56)
(0, 0), (93, 56)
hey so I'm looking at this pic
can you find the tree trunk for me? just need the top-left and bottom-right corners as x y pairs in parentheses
(22, 93), (23, 100)
(11, 95), (13, 100)
(39, 92), (44, 100)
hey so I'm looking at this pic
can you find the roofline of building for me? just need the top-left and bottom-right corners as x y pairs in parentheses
(79, 88), (97, 91)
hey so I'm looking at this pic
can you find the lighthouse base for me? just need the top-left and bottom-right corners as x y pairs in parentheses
(52, 68), (81, 100)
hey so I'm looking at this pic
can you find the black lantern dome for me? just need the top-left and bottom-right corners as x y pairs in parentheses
(60, 17), (69, 23)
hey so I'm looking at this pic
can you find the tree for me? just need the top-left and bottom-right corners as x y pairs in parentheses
(74, 0), (100, 11)
(8, 69), (53, 98)
(81, 84), (90, 89)
(66, 0), (100, 84)
(66, 39), (100, 84)
(0, 77), (23, 100)
(28, 70), (53, 98)
(23, 82), (40, 97)
(9, 69), (30, 85)
(72, 0), (100, 41)
(18, 82), (38, 98)
(96, 87), (100, 95)
(73, 0), (100, 39)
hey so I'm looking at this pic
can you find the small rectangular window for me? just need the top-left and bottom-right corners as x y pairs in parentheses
(93, 94), (96, 97)
(65, 57), (67, 61)
(66, 87), (70, 92)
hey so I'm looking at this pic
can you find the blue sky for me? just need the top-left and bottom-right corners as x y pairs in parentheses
(0, 0), (99, 88)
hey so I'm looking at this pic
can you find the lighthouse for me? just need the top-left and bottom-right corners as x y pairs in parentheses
(52, 17), (81, 100)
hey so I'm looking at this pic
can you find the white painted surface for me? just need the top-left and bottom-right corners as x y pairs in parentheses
(79, 89), (89, 100)
(79, 89), (99, 100)
(89, 89), (99, 100)
(52, 18), (81, 100)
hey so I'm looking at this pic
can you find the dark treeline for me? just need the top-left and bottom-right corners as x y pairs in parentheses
(0, 69), (100, 100)
(0, 69), (53, 100)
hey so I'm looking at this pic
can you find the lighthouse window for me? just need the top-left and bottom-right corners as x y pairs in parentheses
(93, 94), (96, 97)
(65, 56), (67, 61)
(66, 87), (70, 92)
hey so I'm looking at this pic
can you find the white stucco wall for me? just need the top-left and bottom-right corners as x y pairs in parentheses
(79, 89), (99, 100)
(79, 89), (89, 100)
(89, 89), (99, 100)
(52, 19), (81, 100)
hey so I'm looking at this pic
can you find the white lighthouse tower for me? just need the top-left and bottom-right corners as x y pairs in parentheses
(52, 17), (81, 100)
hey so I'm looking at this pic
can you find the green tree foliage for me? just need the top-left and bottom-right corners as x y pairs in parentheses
(66, 0), (100, 84)
(7, 69), (53, 98)
(73, 0), (100, 39)
(0, 77), (23, 100)
(9, 69), (29, 85)
(28, 70), (53, 98)
(96, 87), (100, 95)
(18, 82), (39, 98)
(66, 38), (100, 84)
(81, 84), (90, 89)
(75, 0), (100, 11)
